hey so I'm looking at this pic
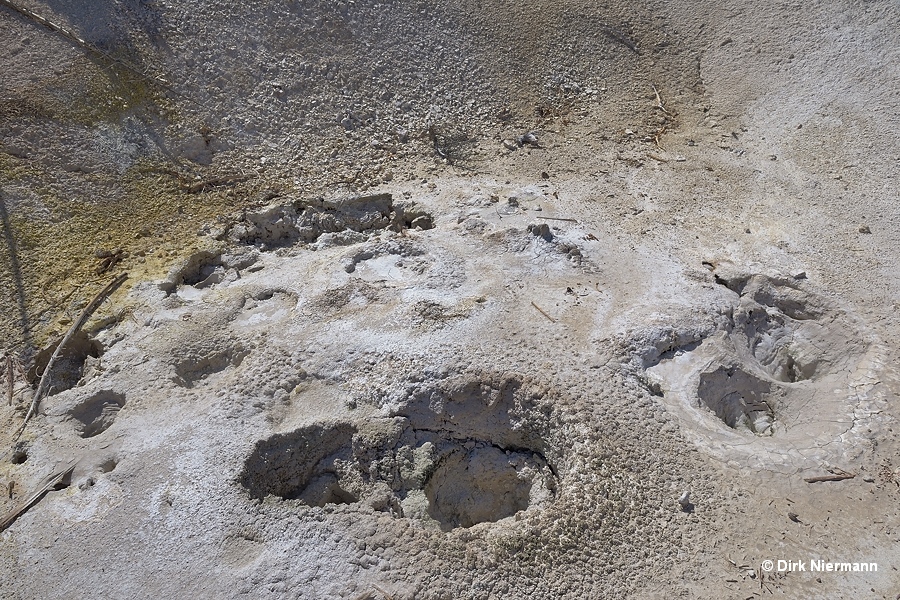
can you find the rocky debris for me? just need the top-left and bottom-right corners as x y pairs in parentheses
(224, 193), (434, 249)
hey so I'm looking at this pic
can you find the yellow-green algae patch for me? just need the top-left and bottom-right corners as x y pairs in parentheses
(0, 46), (173, 128)
(58, 59), (172, 128)
(0, 50), (246, 351)
(0, 159), (246, 351)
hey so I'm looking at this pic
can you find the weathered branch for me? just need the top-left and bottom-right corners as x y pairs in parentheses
(16, 273), (128, 438)
(0, 462), (75, 532)
(804, 472), (855, 483)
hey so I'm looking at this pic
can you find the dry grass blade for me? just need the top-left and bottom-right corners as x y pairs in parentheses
(17, 273), (128, 439)
(651, 84), (669, 114)
(0, 463), (75, 532)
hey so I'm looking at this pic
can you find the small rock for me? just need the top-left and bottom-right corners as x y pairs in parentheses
(516, 131), (539, 146)
(792, 270), (807, 280)
(677, 490), (690, 509)
(528, 223), (553, 242)
(863, 476), (875, 483)
(859, 225), (871, 234)
(788, 511), (801, 523)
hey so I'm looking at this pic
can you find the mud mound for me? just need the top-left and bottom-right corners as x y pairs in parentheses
(159, 249), (259, 294)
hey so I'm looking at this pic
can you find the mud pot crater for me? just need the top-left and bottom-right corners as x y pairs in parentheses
(637, 274), (884, 467)
(27, 331), (103, 396)
(240, 373), (565, 531)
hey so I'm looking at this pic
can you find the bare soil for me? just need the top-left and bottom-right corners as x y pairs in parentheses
(1, 1), (899, 598)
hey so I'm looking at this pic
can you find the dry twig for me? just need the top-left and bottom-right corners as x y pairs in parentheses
(599, 24), (639, 54)
(0, 463), (75, 532)
(654, 126), (668, 150)
(17, 273), (128, 438)
(371, 584), (394, 600)
(185, 174), (252, 194)
(534, 216), (578, 223)
(804, 471), (855, 483)
(0, 0), (179, 96)
(531, 301), (557, 323)
(2, 353), (26, 407)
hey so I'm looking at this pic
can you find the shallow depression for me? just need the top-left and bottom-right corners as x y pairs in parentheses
(70, 390), (126, 438)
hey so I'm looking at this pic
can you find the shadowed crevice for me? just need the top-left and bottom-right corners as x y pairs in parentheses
(0, 191), (29, 343)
